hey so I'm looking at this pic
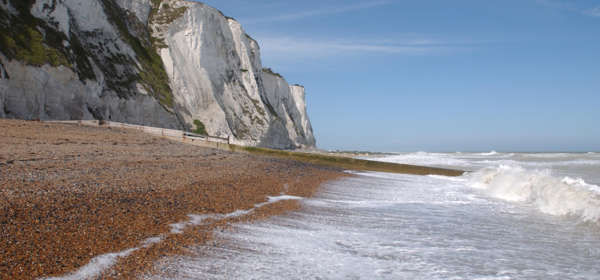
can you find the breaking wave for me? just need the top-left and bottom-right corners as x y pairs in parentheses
(478, 150), (498, 156)
(478, 159), (600, 167)
(370, 151), (471, 167)
(465, 165), (600, 223)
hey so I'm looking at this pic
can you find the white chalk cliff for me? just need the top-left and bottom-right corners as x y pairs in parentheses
(0, 0), (316, 149)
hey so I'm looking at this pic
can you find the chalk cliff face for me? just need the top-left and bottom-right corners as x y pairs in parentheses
(0, 0), (315, 149)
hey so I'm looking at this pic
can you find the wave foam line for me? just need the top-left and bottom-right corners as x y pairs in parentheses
(42, 248), (137, 280)
(169, 195), (302, 233)
(41, 195), (302, 280)
(478, 150), (498, 156)
(465, 165), (600, 223)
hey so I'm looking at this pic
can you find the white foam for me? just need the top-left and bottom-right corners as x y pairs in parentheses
(479, 159), (600, 167)
(561, 177), (600, 192)
(42, 248), (138, 280)
(169, 195), (303, 234)
(267, 195), (303, 203)
(169, 214), (213, 234)
(479, 150), (498, 156)
(44, 234), (166, 279)
(427, 175), (468, 182)
(146, 168), (600, 280)
(310, 197), (467, 208)
(364, 152), (471, 167)
(365, 152), (600, 174)
(45, 194), (303, 279)
(465, 165), (600, 222)
(142, 236), (164, 247)
(352, 171), (412, 180)
(521, 153), (572, 158)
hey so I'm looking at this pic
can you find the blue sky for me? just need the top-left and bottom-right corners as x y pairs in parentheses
(198, 0), (600, 152)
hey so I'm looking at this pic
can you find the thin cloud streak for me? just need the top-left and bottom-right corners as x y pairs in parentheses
(535, 0), (600, 17)
(583, 6), (600, 17)
(256, 36), (470, 59)
(242, 1), (392, 24)
(535, 0), (575, 11)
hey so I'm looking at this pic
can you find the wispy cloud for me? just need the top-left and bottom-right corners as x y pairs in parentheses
(242, 1), (392, 24)
(583, 6), (600, 17)
(255, 35), (472, 60)
(536, 0), (600, 18)
(535, 0), (574, 10)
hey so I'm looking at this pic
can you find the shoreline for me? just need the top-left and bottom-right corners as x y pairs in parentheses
(0, 120), (344, 279)
(0, 119), (464, 279)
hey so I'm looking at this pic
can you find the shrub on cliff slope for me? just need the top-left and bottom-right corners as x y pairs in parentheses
(193, 120), (207, 135)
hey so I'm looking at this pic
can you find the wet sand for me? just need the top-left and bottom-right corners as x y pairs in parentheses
(0, 120), (344, 279)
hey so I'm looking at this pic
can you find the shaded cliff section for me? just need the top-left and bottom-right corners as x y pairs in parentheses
(0, 0), (182, 129)
(0, 0), (316, 149)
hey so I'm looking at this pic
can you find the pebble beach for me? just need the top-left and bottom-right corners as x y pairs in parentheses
(0, 120), (344, 279)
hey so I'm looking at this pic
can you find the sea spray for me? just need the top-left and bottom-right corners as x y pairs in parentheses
(149, 170), (600, 279)
(465, 165), (600, 223)
(478, 150), (498, 156)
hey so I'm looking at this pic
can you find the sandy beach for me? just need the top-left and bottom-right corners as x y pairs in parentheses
(0, 120), (345, 279)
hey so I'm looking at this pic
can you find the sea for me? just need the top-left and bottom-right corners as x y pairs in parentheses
(150, 152), (600, 280)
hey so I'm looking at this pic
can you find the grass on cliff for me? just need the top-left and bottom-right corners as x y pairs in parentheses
(0, 0), (180, 107)
(0, 1), (70, 68)
(0, 26), (68, 67)
(0, 0), (96, 81)
(193, 119), (207, 135)
(232, 146), (466, 177)
(100, 0), (176, 109)
(149, 0), (188, 49)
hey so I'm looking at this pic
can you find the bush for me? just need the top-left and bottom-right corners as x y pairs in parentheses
(193, 119), (207, 135)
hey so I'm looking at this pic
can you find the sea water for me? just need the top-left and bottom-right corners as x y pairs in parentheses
(150, 152), (600, 279)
